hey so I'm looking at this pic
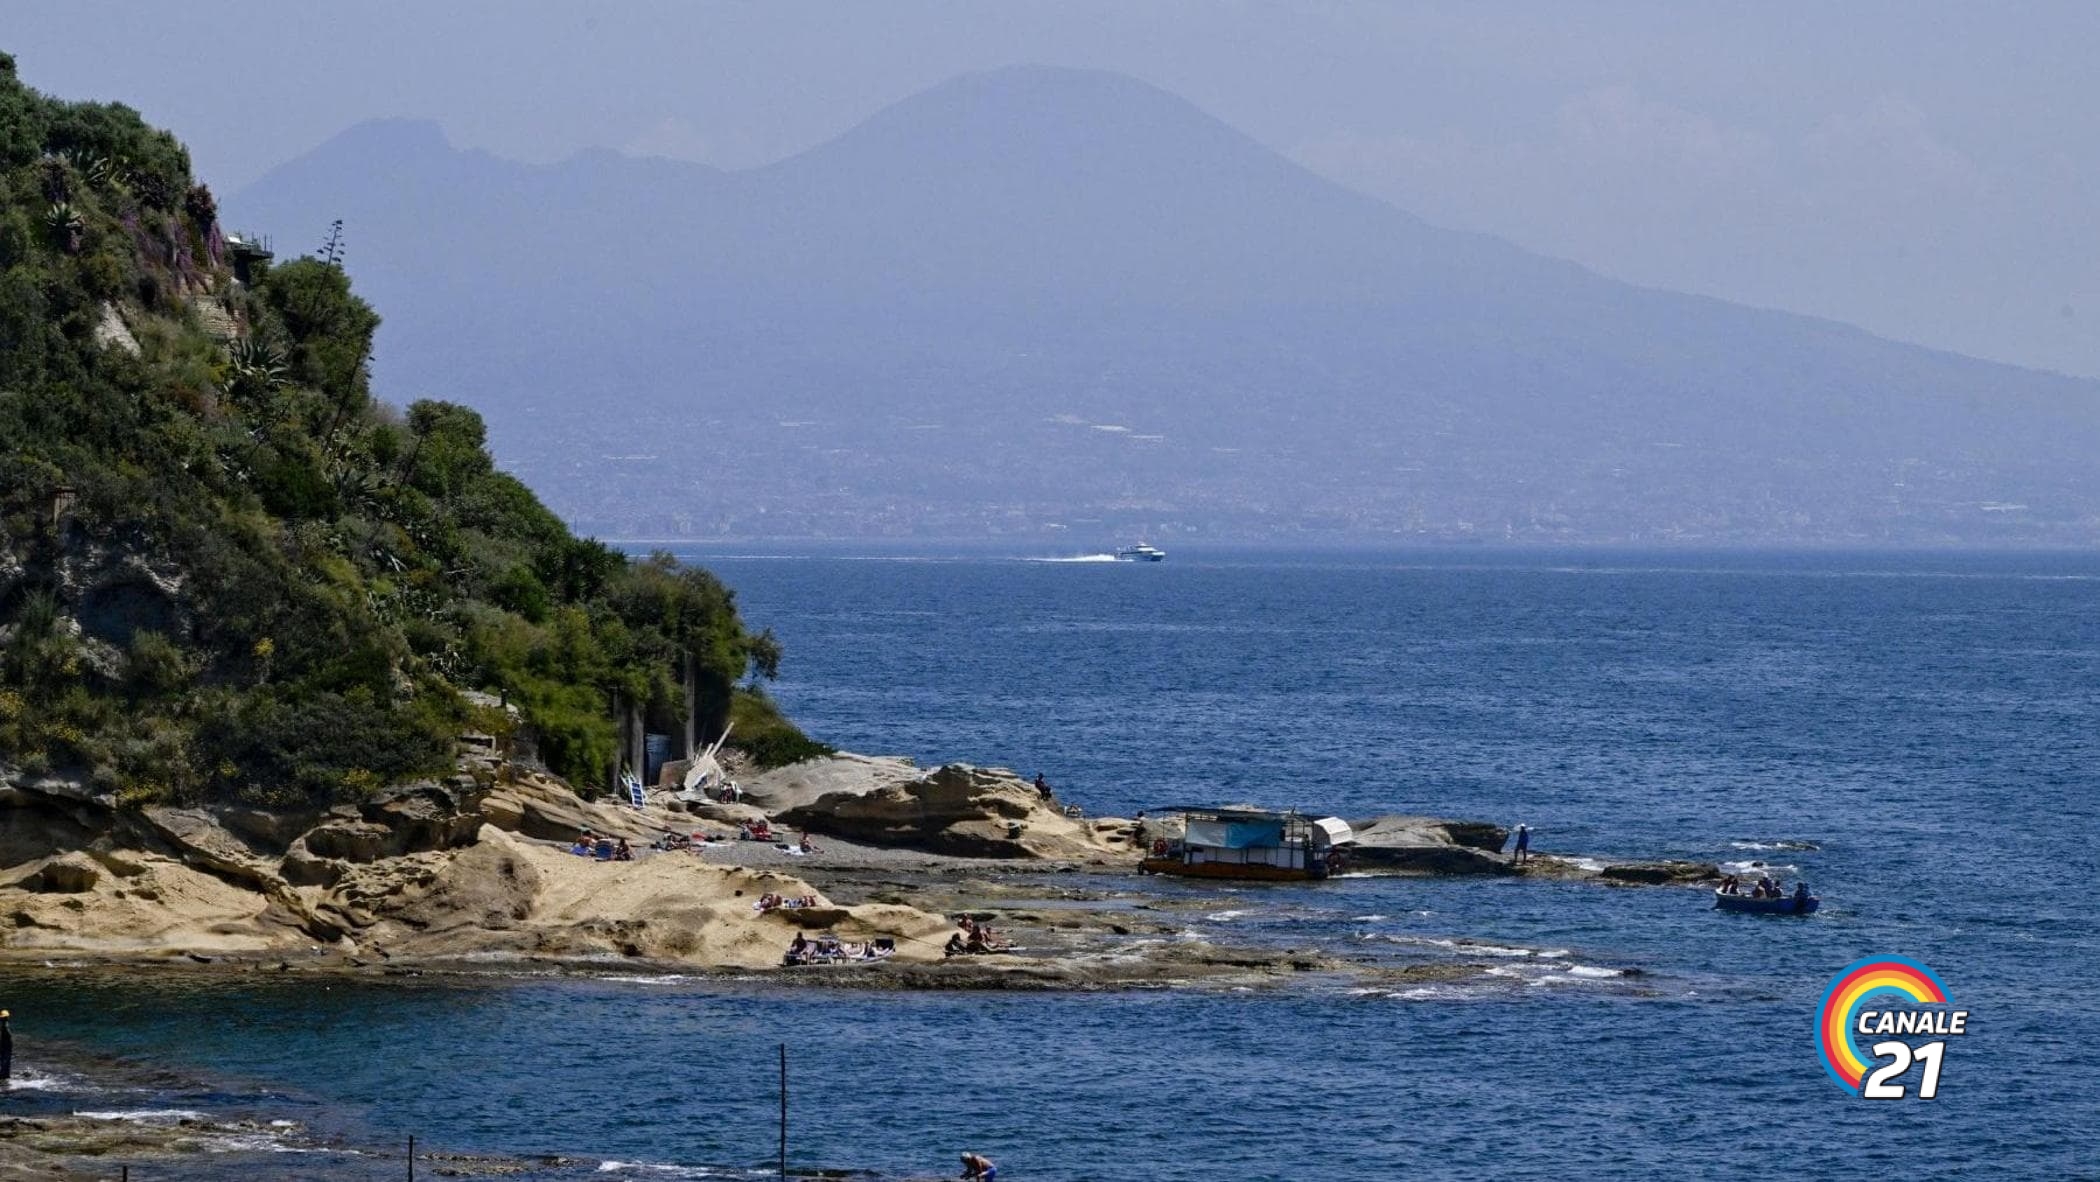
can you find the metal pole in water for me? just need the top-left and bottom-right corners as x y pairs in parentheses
(778, 1042), (788, 1181)
(408, 1134), (415, 1182)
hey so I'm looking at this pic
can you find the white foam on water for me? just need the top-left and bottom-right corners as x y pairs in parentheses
(1350, 914), (1390, 922)
(1720, 860), (1799, 878)
(1566, 964), (1624, 979)
(1205, 909), (1248, 921)
(6, 1069), (96, 1092)
(1031, 554), (1119, 563)
(1451, 939), (1545, 958)
(598, 974), (693, 986)
(595, 1162), (724, 1178)
(1361, 935), (1552, 958)
(1730, 840), (1820, 851)
(74, 1109), (207, 1122)
(198, 1132), (319, 1154)
(1390, 984), (1481, 1002)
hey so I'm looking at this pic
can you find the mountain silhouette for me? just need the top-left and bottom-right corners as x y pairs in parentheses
(231, 67), (2100, 543)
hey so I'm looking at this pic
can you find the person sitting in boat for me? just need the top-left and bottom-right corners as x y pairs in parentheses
(1718, 875), (1740, 895)
(961, 1152), (998, 1180)
(1793, 881), (1810, 908)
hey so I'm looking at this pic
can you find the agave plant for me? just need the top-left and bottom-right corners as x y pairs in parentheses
(317, 219), (345, 268)
(45, 202), (85, 253)
(226, 338), (289, 403)
(58, 148), (116, 189)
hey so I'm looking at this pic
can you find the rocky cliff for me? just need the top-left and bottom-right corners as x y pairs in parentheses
(0, 760), (950, 970)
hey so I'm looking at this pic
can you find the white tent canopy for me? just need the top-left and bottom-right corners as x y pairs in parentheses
(1311, 817), (1355, 847)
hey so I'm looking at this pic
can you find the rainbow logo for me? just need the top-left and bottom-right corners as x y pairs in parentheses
(1817, 956), (1955, 1091)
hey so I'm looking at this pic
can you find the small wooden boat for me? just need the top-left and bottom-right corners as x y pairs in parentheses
(1713, 889), (1818, 915)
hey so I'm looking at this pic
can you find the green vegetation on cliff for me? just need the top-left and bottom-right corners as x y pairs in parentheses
(0, 53), (824, 805)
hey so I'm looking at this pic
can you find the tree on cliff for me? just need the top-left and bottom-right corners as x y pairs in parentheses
(0, 51), (823, 806)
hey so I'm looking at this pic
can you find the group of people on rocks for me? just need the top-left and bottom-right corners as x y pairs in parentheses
(651, 830), (723, 852)
(943, 915), (1011, 957)
(753, 892), (820, 913)
(568, 832), (634, 862)
(782, 931), (894, 966)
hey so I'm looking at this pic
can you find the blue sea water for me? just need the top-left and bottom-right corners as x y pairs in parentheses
(8, 548), (2100, 1179)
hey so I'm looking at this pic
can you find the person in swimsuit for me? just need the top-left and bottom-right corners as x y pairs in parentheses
(961, 1152), (997, 1179)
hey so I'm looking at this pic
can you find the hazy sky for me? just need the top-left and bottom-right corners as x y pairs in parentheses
(11, 2), (2098, 377)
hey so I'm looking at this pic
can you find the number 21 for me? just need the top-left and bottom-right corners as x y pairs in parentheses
(1862, 1040), (1946, 1099)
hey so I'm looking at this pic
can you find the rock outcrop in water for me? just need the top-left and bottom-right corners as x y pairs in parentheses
(775, 762), (1142, 861)
(1347, 815), (1513, 874)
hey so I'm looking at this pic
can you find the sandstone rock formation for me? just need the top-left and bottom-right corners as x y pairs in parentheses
(1347, 815), (1513, 875)
(777, 762), (1140, 860)
(0, 763), (951, 969)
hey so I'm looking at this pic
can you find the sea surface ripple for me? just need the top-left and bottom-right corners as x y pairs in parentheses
(7, 548), (2097, 1179)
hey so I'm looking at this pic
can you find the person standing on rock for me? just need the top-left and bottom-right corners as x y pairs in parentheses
(2, 1009), (13, 1080)
(1511, 824), (1531, 866)
(1033, 773), (1053, 802)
